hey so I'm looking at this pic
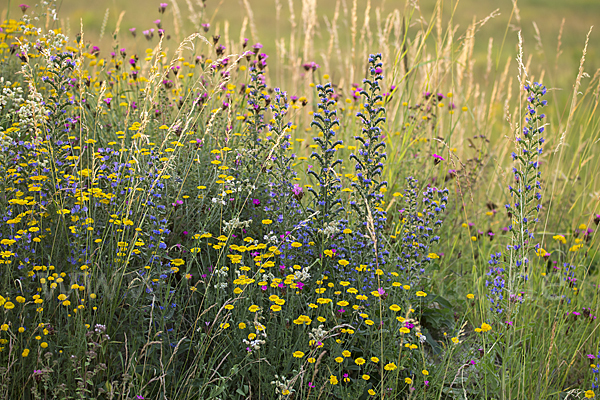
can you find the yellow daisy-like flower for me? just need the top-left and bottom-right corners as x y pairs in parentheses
(262, 219), (272, 225)
(171, 259), (185, 266)
(248, 305), (260, 312)
(399, 327), (410, 334)
(329, 375), (338, 385)
(451, 337), (459, 344)
(405, 377), (412, 384)
(291, 242), (302, 248)
(335, 357), (344, 363)
(368, 389), (376, 395)
(371, 356), (379, 363)
(22, 349), (30, 357)
(416, 291), (427, 297)
(384, 363), (397, 371)
(338, 259), (350, 266)
(389, 304), (401, 312)
(422, 369), (429, 376)
(342, 350), (351, 357)
(4, 302), (15, 310)
(292, 351), (304, 358)
(362, 374), (370, 380)
(270, 305), (282, 312)
(355, 357), (366, 365)
(480, 323), (492, 332)
(466, 293), (475, 299)
(585, 390), (595, 398)
(40, 342), (48, 348)
(428, 253), (439, 259)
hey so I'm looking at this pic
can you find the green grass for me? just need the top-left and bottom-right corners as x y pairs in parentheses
(0, 0), (599, 399)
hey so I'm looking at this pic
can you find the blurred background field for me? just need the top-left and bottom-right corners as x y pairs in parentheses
(2, 0), (599, 87)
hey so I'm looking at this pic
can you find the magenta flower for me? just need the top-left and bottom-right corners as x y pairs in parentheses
(129, 27), (136, 37)
(158, 3), (168, 13)
(19, 4), (29, 12)
(292, 184), (303, 196)
(432, 153), (445, 161)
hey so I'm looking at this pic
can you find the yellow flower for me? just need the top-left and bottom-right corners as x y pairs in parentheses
(171, 259), (185, 266)
(16, 296), (25, 303)
(570, 244), (583, 252)
(270, 305), (282, 312)
(355, 357), (366, 365)
(553, 234), (567, 244)
(451, 337), (459, 344)
(342, 350), (351, 358)
(422, 369), (429, 376)
(57, 294), (67, 301)
(22, 349), (30, 357)
(0, 324), (7, 331)
(308, 357), (316, 363)
(371, 356), (379, 363)
(405, 377), (412, 384)
(292, 351), (305, 358)
(329, 375), (339, 385)
(585, 390), (595, 398)
(238, 323), (246, 329)
(471, 236), (477, 242)
(262, 219), (272, 225)
(416, 291), (427, 297)
(389, 304), (401, 312)
(248, 305), (260, 312)
(4, 302), (15, 310)
(40, 342), (48, 348)
(428, 253), (439, 259)
(466, 293), (475, 299)
(368, 389), (376, 395)
(338, 259), (349, 266)
(335, 357), (343, 363)
(399, 327), (410, 334)
(384, 363), (397, 371)
(362, 374), (370, 380)
(480, 323), (492, 332)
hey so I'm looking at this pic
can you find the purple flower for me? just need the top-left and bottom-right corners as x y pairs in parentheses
(432, 153), (445, 161)
(201, 23), (210, 32)
(252, 199), (260, 206)
(19, 4), (30, 13)
(129, 27), (136, 37)
(158, 3), (168, 13)
(154, 19), (162, 29)
(292, 184), (303, 196)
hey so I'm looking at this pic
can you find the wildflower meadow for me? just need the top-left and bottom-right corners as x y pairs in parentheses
(0, 0), (599, 399)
